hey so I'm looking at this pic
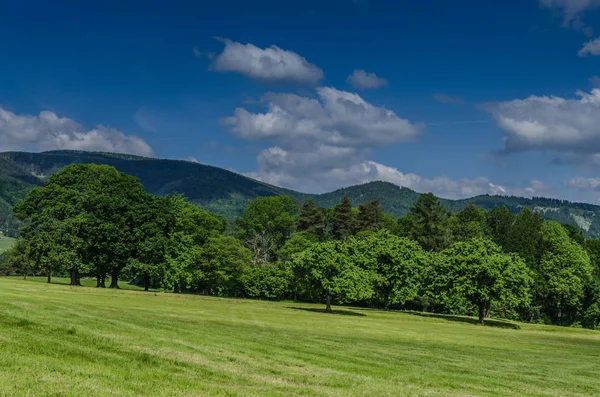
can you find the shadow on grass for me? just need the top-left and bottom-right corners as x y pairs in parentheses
(286, 307), (367, 317)
(405, 311), (520, 329)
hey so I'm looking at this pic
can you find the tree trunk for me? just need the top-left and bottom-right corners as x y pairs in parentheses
(174, 283), (180, 294)
(485, 301), (491, 318)
(47, 270), (52, 284)
(96, 274), (106, 288)
(478, 303), (485, 325)
(325, 295), (332, 313)
(23, 272), (27, 280)
(70, 266), (82, 286)
(144, 271), (150, 292)
(383, 294), (391, 311)
(109, 269), (120, 289)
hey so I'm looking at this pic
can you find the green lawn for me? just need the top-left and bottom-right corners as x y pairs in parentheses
(0, 278), (599, 396)
(0, 236), (15, 253)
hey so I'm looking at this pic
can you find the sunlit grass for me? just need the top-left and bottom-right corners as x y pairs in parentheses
(0, 277), (599, 396)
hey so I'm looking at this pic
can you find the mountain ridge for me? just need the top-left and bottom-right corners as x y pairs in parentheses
(1, 150), (599, 237)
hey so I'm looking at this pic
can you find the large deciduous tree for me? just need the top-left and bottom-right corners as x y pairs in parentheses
(538, 221), (593, 325)
(437, 238), (532, 325)
(350, 230), (426, 310)
(237, 196), (298, 264)
(14, 164), (161, 289)
(293, 240), (373, 312)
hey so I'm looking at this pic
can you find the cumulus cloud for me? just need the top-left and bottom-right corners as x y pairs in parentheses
(433, 93), (464, 104)
(223, 87), (422, 148)
(224, 87), (547, 198)
(210, 38), (324, 85)
(540, 0), (600, 34)
(485, 89), (600, 155)
(579, 37), (600, 55)
(346, 69), (388, 90)
(0, 107), (153, 156)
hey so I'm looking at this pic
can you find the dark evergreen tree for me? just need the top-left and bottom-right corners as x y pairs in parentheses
(297, 200), (326, 240)
(486, 206), (515, 251)
(332, 197), (356, 240)
(408, 193), (450, 252)
(356, 199), (385, 233)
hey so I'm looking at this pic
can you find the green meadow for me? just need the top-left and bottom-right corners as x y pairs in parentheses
(0, 278), (599, 396)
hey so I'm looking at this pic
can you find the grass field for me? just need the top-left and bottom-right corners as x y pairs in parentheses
(0, 236), (15, 253)
(0, 278), (599, 397)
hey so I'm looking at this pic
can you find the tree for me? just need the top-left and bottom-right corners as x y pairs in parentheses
(2, 238), (35, 279)
(562, 224), (586, 246)
(408, 193), (450, 251)
(437, 238), (532, 325)
(538, 221), (593, 325)
(241, 263), (293, 300)
(237, 196), (298, 264)
(14, 164), (162, 289)
(350, 231), (426, 310)
(293, 240), (373, 312)
(193, 235), (252, 296)
(507, 207), (543, 268)
(486, 206), (515, 251)
(356, 199), (385, 233)
(451, 204), (489, 242)
(331, 197), (356, 240)
(161, 196), (226, 293)
(297, 200), (326, 240)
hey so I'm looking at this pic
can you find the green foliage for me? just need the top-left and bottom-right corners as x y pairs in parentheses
(241, 262), (293, 300)
(408, 193), (451, 251)
(451, 204), (489, 242)
(331, 197), (356, 240)
(508, 208), (543, 268)
(293, 240), (374, 311)
(486, 206), (515, 250)
(236, 196), (298, 264)
(538, 222), (594, 325)
(356, 199), (385, 232)
(436, 238), (533, 324)
(350, 230), (426, 310)
(297, 200), (326, 240)
(278, 232), (317, 262)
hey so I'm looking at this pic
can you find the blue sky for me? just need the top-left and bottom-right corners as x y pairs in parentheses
(3, 0), (600, 201)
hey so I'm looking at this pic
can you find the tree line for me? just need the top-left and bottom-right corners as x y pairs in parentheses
(0, 164), (598, 328)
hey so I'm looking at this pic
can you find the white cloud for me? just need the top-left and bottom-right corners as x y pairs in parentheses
(0, 107), (153, 156)
(564, 176), (600, 190)
(210, 38), (324, 85)
(590, 75), (600, 87)
(579, 37), (600, 55)
(485, 89), (600, 155)
(540, 0), (600, 33)
(433, 93), (464, 104)
(223, 87), (422, 148)
(346, 69), (388, 90)
(249, 149), (552, 198)
(224, 87), (549, 198)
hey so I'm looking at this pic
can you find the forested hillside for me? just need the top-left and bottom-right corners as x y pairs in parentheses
(2, 150), (600, 238)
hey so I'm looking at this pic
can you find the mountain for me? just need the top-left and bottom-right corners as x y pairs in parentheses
(1, 150), (600, 238)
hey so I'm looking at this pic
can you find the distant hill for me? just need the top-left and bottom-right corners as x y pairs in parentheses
(1, 150), (600, 238)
